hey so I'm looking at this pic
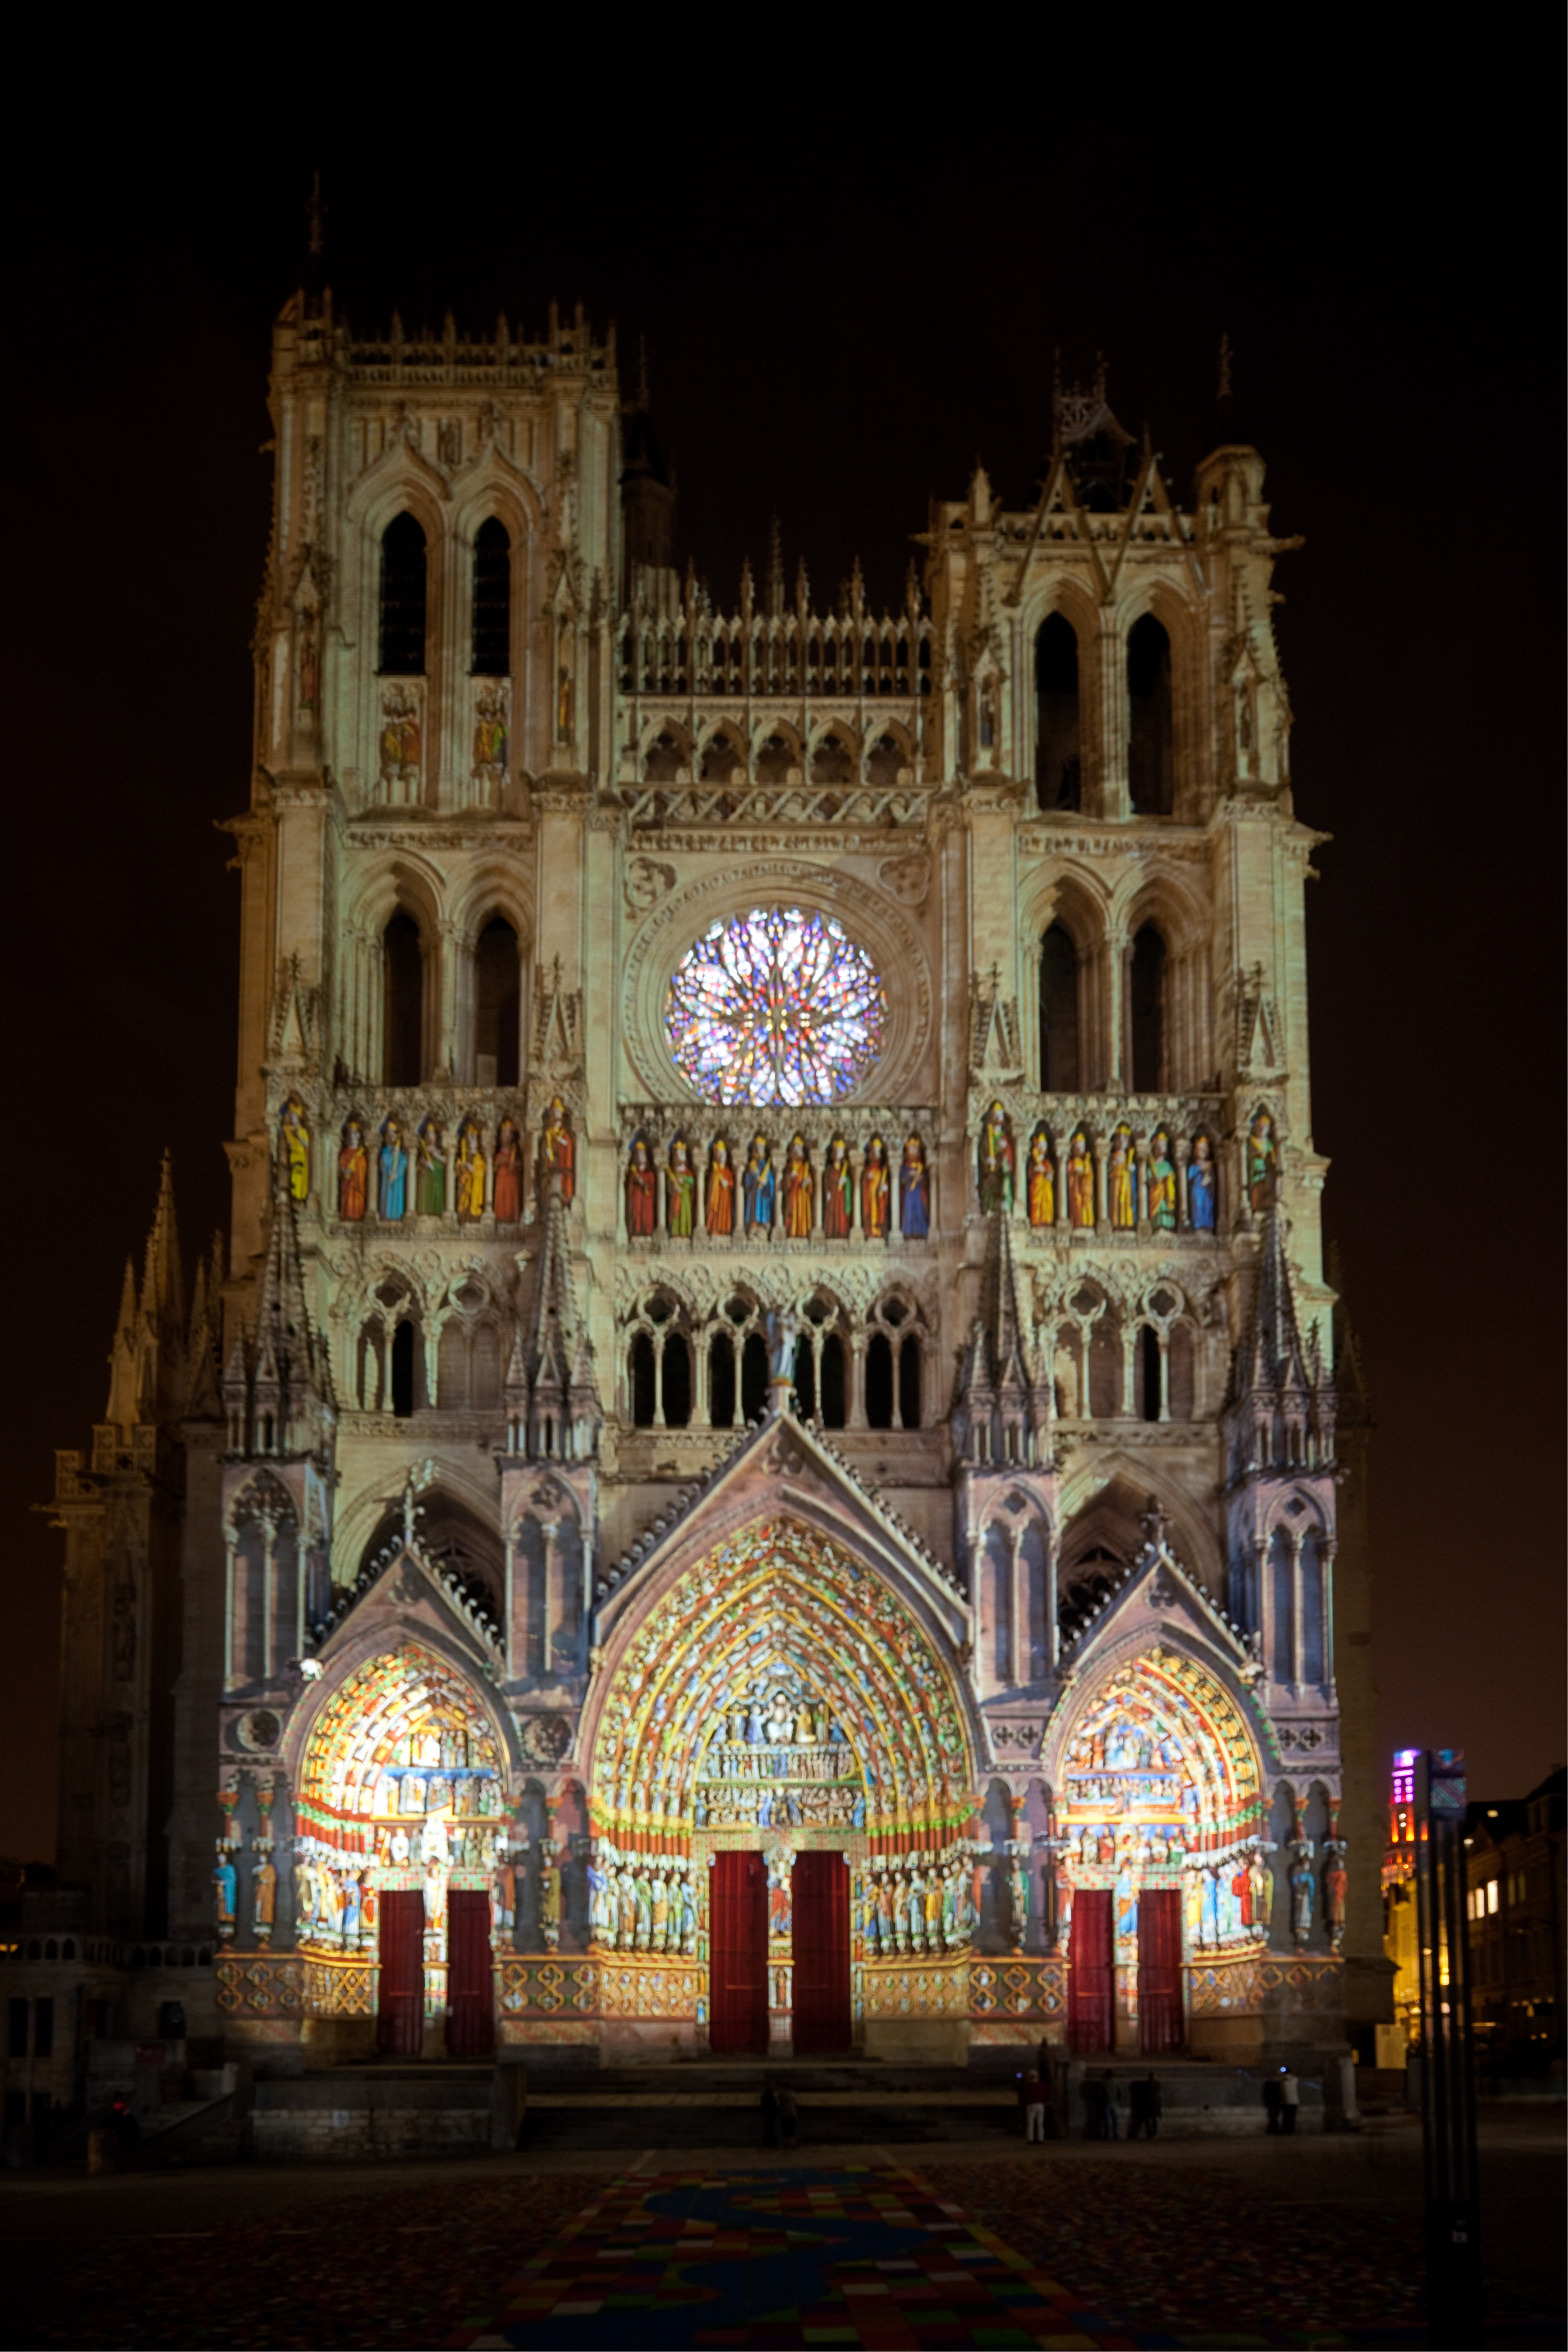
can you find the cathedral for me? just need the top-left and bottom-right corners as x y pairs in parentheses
(26, 278), (1387, 2101)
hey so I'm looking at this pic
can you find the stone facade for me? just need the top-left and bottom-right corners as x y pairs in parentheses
(21, 286), (1389, 2102)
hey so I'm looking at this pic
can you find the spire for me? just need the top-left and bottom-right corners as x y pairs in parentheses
(1240, 1205), (1310, 1395)
(244, 1147), (334, 1456)
(182, 1247), (222, 1420)
(950, 1209), (1052, 1467)
(139, 1151), (184, 1331)
(105, 1258), (140, 1425)
(518, 1176), (600, 1460)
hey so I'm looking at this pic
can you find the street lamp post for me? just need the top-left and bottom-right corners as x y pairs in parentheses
(1413, 1746), (1481, 2349)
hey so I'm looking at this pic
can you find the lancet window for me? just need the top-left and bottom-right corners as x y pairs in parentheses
(470, 518), (511, 675)
(378, 512), (428, 675)
(1127, 614), (1173, 815)
(1034, 612), (1082, 811)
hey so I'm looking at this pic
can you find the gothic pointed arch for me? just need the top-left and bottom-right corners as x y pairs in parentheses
(585, 1517), (974, 1856)
(1042, 1639), (1267, 1859)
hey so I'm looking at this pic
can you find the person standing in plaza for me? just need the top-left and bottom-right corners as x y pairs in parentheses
(1022, 2069), (1047, 2142)
(1103, 2077), (1122, 2141)
(1262, 2072), (1283, 2133)
(1280, 2067), (1300, 2135)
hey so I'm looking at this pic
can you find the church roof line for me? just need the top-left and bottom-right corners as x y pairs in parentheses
(1056, 1507), (1254, 1672)
(593, 1388), (966, 1616)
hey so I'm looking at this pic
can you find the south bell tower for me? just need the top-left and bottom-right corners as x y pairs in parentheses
(40, 284), (1385, 2080)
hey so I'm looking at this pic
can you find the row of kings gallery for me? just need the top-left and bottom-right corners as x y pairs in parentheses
(23, 279), (1390, 2110)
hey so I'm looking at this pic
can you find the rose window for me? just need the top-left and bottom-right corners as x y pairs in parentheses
(665, 906), (886, 1106)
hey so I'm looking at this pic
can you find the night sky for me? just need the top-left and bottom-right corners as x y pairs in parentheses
(5, 54), (1561, 1862)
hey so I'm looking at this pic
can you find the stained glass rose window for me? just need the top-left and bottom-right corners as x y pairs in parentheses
(665, 906), (886, 1106)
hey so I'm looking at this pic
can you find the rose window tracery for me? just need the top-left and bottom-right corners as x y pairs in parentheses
(665, 906), (886, 1106)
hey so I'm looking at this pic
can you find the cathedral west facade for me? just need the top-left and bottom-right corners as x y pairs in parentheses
(31, 281), (1386, 2084)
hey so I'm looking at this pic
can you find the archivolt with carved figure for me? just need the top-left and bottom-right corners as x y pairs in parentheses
(293, 1642), (508, 1957)
(591, 1520), (972, 1857)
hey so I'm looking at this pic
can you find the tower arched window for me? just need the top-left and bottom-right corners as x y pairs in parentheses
(383, 912), (424, 1086)
(378, 512), (428, 676)
(897, 1337), (921, 1431)
(865, 1332), (894, 1430)
(709, 1335), (737, 1429)
(470, 518), (511, 675)
(1039, 924), (1081, 1091)
(820, 1332), (846, 1429)
(1136, 1326), (1161, 1421)
(474, 916), (521, 1086)
(629, 1332), (656, 1426)
(1130, 924), (1166, 1091)
(390, 1320), (419, 1418)
(740, 1332), (769, 1424)
(662, 1333), (692, 1429)
(792, 1336), (817, 1420)
(1034, 612), (1081, 811)
(1127, 615), (1173, 815)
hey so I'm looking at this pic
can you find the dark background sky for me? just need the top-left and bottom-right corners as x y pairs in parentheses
(4, 45), (1561, 1861)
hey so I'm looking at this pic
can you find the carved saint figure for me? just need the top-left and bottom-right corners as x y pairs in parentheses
(1249, 1847), (1273, 1940)
(415, 1117), (446, 1216)
(540, 1096), (575, 1204)
(1188, 1134), (1217, 1231)
(1147, 1130), (1177, 1231)
(626, 1137), (657, 1236)
(1247, 1110), (1277, 1212)
(1026, 1131), (1055, 1227)
(456, 1122), (486, 1219)
(1054, 1861), (1074, 1950)
(1114, 1861), (1138, 1942)
(782, 1135), (813, 1237)
(379, 1119), (409, 1221)
(706, 1138), (736, 1235)
(1323, 1846), (1348, 1948)
(281, 1099), (310, 1203)
(667, 1137), (696, 1238)
(213, 1850), (237, 1934)
(743, 1135), (776, 1232)
(338, 1119), (368, 1221)
(492, 1117), (521, 1223)
(900, 1136), (930, 1238)
(861, 1135), (891, 1239)
(252, 1854), (276, 1934)
(1063, 1130), (1093, 1228)
(1290, 1854), (1315, 1946)
(977, 1101), (1014, 1214)
(1009, 1854), (1029, 1946)
(1109, 1126), (1136, 1229)
(822, 1136), (852, 1238)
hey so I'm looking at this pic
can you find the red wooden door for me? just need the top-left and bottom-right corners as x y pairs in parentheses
(1137, 1888), (1184, 2055)
(447, 1889), (495, 2057)
(377, 1890), (426, 2056)
(1067, 1889), (1113, 2053)
(792, 1851), (851, 2053)
(709, 1851), (768, 2053)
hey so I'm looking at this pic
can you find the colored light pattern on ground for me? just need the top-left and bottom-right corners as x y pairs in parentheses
(18, 2153), (1562, 2349)
(666, 909), (886, 1106)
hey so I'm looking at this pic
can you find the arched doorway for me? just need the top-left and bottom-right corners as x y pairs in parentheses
(297, 1642), (508, 2057)
(1050, 1645), (1264, 2055)
(587, 1519), (974, 2055)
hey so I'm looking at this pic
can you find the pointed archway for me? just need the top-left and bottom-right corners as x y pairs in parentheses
(294, 1640), (509, 2055)
(1046, 1642), (1268, 2055)
(584, 1516), (975, 2051)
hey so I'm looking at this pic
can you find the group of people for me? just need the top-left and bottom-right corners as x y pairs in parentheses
(1076, 2069), (1164, 2141)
